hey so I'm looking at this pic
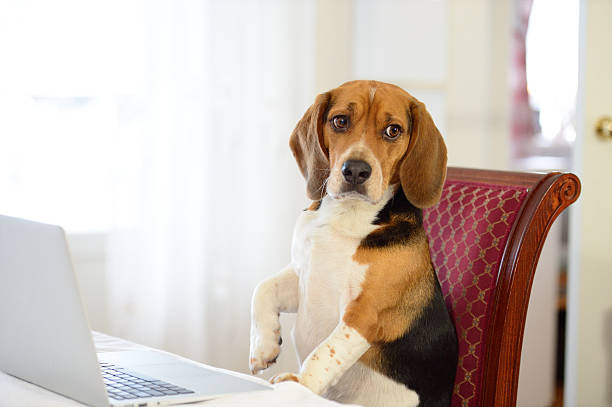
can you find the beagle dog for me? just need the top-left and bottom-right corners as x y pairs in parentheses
(249, 80), (458, 407)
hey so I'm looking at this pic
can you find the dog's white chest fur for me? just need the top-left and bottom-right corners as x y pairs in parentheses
(291, 195), (382, 358)
(290, 190), (419, 407)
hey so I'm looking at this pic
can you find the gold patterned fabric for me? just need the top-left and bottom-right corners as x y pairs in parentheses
(423, 181), (528, 407)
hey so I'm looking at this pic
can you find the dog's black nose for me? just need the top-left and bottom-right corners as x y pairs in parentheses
(341, 160), (372, 185)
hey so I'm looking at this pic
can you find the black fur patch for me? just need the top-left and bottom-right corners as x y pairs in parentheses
(373, 188), (422, 226)
(360, 220), (422, 248)
(379, 279), (458, 407)
(360, 189), (423, 249)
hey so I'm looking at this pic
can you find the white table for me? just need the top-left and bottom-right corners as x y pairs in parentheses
(0, 332), (359, 407)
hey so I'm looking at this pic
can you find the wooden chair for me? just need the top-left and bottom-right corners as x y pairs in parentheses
(422, 167), (580, 407)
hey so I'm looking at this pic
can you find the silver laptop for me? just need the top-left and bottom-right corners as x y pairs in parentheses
(0, 215), (270, 406)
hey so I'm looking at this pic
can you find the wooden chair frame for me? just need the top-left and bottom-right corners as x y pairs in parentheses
(444, 167), (580, 406)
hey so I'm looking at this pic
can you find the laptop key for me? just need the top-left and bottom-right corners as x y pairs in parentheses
(128, 372), (156, 381)
(100, 362), (195, 398)
(127, 389), (144, 394)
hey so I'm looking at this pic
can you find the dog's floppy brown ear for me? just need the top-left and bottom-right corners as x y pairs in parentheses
(289, 92), (331, 200)
(399, 100), (447, 208)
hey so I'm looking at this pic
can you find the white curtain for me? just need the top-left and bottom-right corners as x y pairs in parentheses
(106, 0), (314, 374)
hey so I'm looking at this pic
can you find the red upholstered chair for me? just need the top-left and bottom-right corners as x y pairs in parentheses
(422, 167), (580, 407)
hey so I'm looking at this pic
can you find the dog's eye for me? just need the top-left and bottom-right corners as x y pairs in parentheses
(384, 125), (402, 140)
(331, 115), (349, 131)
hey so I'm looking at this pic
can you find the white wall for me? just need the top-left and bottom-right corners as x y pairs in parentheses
(447, 0), (512, 170)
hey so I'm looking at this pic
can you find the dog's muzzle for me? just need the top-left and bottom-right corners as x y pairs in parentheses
(341, 160), (371, 185)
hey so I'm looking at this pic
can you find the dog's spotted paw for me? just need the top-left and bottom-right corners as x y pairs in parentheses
(269, 372), (300, 384)
(249, 328), (282, 374)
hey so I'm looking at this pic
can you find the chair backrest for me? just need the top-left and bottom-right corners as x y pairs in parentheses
(422, 167), (580, 407)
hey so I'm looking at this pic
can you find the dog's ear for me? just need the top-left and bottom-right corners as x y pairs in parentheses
(289, 92), (331, 200)
(399, 100), (447, 208)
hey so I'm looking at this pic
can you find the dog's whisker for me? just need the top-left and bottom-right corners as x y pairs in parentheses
(318, 177), (330, 200)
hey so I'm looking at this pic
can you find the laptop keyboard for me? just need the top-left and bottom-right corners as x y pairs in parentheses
(100, 362), (195, 400)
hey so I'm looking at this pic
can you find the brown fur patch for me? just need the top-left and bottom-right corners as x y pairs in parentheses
(306, 200), (322, 211)
(289, 93), (331, 200)
(359, 346), (384, 372)
(398, 101), (447, 208)
(270, 373), (299, 384)
(342, 237), (434, 346)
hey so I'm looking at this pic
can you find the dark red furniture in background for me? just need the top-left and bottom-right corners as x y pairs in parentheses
(423, 167), (580, 407)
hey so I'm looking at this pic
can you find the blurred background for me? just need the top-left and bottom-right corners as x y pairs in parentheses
(0, 1), (610, 406)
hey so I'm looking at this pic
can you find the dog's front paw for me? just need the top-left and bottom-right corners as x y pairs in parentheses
(269, 372), (300, 384)
(249, 328), (282, 374)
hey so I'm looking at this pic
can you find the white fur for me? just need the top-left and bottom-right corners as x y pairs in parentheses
(291, 190), (392, 360)
(324, 362), (419, 407)
(250, 186), (419, 407)
(298, 322), (370, 395)
(250, 266), (298, 373)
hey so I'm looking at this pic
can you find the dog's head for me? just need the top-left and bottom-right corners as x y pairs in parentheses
(290, 80), (447, 208)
